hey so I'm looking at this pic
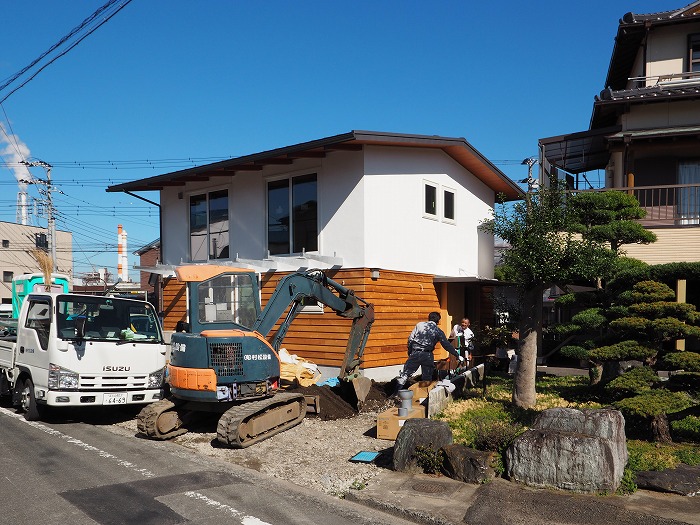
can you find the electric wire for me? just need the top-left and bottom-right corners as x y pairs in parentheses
(0, 0), (133, 105)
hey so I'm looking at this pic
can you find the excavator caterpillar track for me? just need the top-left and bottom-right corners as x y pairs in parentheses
(216, 392), (306, 449)
(136, 398), (189, 440)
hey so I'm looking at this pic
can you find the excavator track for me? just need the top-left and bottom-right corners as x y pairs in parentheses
(216, 392), (306, 449)
(136, 398), (189, 440)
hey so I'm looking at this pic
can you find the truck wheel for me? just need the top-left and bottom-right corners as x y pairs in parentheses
(19, 378), (45, 421)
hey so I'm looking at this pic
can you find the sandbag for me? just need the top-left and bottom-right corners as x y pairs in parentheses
(279, 347), (321, 387)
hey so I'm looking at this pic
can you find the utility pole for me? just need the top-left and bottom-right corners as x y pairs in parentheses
(20, 159), (58, 271)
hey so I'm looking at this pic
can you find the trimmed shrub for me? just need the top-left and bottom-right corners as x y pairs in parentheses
(663, 351), (700, 373)
(605, 367), (659, 398)
(671, 415), (700, 442)
(588, 340), (656, 362)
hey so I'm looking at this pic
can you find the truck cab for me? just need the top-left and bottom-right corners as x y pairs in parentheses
(0, 292), (167, 420)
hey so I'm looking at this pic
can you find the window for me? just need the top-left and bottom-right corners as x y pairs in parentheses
(678, 161), (700, 224)
(189, 190), (229, 261)
(424, 183), (437, 217)
(2, 271), (12, 283)
(26, 299), (51, 350)
(1, 240), (8, 248)
(424, 182), (456, 223)
(267, 174), (317, 255)
(35, 233), (47, 250)
(690, 34), (700, 73)
(444, 189), (455, 221)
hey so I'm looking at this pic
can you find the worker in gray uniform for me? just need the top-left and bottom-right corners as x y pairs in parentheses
(395, 311), (464, 389)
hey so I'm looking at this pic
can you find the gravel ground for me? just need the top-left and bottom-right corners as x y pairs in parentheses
(110, 385), (398, 498)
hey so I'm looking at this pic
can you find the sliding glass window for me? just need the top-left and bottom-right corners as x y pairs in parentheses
(189, 189), (229, 261)
(267, 174), (317, 255)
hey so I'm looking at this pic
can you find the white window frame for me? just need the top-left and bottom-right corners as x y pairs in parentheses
(187, 186), (230, 262)
(442, 186), (456, 224)
(423, 180), (457, 224)
(265, 172), (319, 256)
(423, 180), (439, 220)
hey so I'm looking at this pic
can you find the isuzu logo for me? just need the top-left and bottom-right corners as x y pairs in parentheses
(103, 366), (131, 372)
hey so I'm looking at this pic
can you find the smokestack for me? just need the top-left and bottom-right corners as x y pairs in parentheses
(117, 224), (128, 282)
(15, 191), (28, 225)
(0, 123), (32, 225)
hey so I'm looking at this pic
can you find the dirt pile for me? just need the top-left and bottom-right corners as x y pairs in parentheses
(287, 380), (396, 420)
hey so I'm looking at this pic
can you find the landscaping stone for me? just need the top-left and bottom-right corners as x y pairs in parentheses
(635, 464), (700, 496)
(441, 443), (497, 483)
(505, 407), (628, 493)
(392, 418), (453, 473)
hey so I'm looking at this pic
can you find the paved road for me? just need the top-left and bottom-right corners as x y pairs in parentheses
(0, 404), (414, 525)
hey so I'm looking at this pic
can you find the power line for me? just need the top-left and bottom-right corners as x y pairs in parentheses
(0, 0), (134, 105)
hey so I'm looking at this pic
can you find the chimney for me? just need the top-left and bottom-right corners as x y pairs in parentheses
(117, 224), (128, 282)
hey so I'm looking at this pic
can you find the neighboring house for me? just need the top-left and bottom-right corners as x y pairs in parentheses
(107, 130), (521, 378)
(540, 1), (700, 265)
(134, 238), (162, 311)
(0, 221), (73, 306)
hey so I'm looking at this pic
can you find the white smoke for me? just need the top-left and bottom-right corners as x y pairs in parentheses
(0, 122), (32, 191)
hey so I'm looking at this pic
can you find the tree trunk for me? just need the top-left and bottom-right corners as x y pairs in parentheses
(588, 362), (603, 385)
(513, 286), (542, 409)
(651, 413), (673, 444)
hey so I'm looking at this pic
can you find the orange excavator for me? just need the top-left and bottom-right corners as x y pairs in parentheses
(137, 265), (374, 448)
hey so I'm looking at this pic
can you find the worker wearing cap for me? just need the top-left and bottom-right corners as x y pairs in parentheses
(395, 311), (464, 389)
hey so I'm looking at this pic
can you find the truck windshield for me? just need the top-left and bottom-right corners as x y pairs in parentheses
(197, 273), (258, 328)
(56, 295), (163, 342)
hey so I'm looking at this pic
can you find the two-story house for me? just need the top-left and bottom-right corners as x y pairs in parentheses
(540, 1), (700, 266)
(108, 130), (521, 379)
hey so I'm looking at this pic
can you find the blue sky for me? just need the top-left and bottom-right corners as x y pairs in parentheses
(0, 0), (686, 283)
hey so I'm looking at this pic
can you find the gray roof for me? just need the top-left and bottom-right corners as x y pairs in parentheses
(106, 130), (523, 201)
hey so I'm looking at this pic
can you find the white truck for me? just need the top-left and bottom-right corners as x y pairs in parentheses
(0, 291), (167, 420)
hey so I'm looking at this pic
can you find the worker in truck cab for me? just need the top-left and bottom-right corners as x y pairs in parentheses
(395, 311), (464, 391)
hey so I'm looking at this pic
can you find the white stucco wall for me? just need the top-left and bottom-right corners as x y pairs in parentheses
(159, 146), (495, 279)
(361, 146), (494, 278)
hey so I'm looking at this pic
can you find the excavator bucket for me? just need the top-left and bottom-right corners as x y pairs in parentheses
(338, 375), (373, 410)
(351, 376), (372, 406)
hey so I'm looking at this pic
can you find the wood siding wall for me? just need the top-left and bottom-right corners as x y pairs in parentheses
(161, 268), (440, 369)
(624, 227), (700, 264)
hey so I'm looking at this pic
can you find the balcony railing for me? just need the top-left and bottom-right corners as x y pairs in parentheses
(573, 184), (700, 227)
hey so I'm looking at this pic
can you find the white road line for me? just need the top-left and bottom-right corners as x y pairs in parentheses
(185, 491), (272, 525)
(0, 406), (155, 478)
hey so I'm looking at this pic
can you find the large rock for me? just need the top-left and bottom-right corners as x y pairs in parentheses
(442, 444), (498, 483)
(393, 418), (453, 473)
(636, 464), (700, 496)
(505, 407), (627, 493)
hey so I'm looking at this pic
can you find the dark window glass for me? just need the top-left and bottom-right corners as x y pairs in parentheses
(3, 271), (12, 283)
(2, 240), (8, 248)
(690, 34), (700, 73)
(425, 184), (437, 215)
(292, 174), (317, 252)
(208, 190), (229, 259)
(444, 190), (455, 220)
(268, 180), (290, 255)
(35, 233), (48, 249)
(190, 194), (207, 261)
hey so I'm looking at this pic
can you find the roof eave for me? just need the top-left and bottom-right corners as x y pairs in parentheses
(106, 130), (523, 200)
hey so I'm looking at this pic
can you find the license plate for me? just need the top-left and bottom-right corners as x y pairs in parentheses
(103, 392), (128, 405)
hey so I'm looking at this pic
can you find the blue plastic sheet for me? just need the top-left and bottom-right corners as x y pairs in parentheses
(316, 376), (340, 387)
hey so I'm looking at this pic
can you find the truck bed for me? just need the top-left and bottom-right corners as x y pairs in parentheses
(0, 338), (15, 370)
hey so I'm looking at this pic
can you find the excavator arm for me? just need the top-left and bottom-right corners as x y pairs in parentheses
(252, 270), (375, 400)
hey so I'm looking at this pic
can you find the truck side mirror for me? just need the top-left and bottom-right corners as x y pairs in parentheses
(76, 316), (86, 339)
